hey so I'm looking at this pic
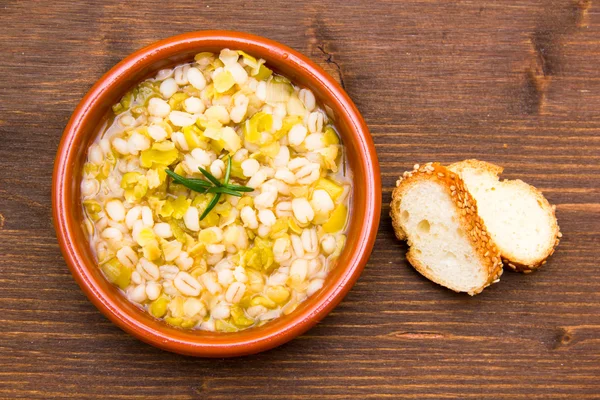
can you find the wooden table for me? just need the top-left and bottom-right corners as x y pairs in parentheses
(1, 0), (599, 398)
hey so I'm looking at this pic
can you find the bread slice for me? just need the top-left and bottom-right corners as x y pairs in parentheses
(391, 163), (504, 295)
(448, 160), (560, 273)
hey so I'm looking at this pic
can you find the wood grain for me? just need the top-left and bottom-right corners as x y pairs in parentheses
(1, 0), (599, 398)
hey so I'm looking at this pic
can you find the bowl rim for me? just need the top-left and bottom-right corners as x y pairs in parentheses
(52, 30), (381, 357)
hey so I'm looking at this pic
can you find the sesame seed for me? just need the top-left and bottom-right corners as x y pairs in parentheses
(450, 185), (456, 191)
(413, 164), (420, 170)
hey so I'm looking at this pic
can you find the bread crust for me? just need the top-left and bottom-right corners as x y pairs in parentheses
(448, 159), (561, 273)
(390, 163), (504, 295)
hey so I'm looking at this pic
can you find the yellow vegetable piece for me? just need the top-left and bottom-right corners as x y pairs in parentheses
(219, 127), (242, 153)
(122, 172), (148, 202)
(198, 228), (219, 244)
(180, 319), (197, 329)
(204, 125), (241, 153)
(143, 239), (162, 261)
(260, 141), (280, 158)
(250, 296), (276, 309)
(254, 64), (273, 81)
(100, 257), (131, 290)
(83, 162), (99, 176)
(146, 168), (167, 190)
(318, 145), (339, 172)
(323, 204), (348, 233)
(230, 305), (254, 328)
(244, 112), (273, 144)
(236, 196), (253, 210)
(266, 285), (290, 305)
(168, 92), (188, 111)
(137, 227), (156, 246)
(323, 126), (340, 145)
(288, 218), (303, 235)
(199, 211), (220, 229)
(290, 185), (309, 198)
(165, 317), (183, 327)
(237, 50), (257, 65)
(170, 196), (191, 219)
(97, 161), (113, 180)
(286, 94), (305, 116)
(274, 115), (302, 141)
(112, 90), (134, 115)
(173, 162), (186, 176)
(194, 52), (214, 63)
(191, 193), (209, 208)
(139, 146), (179, 168)
(215, 319), (238, 333)
(121, 172), (141, 189)
(246, 269), (264, 293)
(244, 238), (275, 272)
(213, 70), (235, 93)
(159, 200), (174, 218)
(189, 263), (208, 279)
(162, 240), (182, 261)
(83, 200), (102, 221)
(169, 220), (187, 243)
(149, 296), (169, 318)
(314, 178), (344, 200)
(168, 296), (185, 318)
(230, 160), (245, 180)
(269, 218), (289, 238)
(239, 294), (253, 309)
(182, 125), (204, 149)
(266, 80), (292, 102)
(213, 201), (232, 215)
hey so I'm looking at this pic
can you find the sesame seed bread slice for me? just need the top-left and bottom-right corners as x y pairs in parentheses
(448, 160), (560, 273)
(391, 163), (503, 295)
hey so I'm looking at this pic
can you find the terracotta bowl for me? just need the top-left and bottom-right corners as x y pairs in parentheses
(53, 31), (381, 357)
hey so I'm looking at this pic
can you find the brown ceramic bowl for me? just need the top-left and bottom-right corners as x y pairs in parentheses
(52, 31), (381, 357)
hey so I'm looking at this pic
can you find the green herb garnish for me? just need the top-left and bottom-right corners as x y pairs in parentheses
(165, 156), (253, 220)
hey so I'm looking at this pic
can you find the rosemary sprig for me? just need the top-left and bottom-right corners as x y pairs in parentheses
(165, 156), (253, 220)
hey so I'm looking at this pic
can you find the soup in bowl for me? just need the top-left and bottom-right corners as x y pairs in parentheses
(53, 31), (380, 356)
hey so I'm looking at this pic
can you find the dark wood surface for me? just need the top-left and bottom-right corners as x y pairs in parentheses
(1, 0), (599, 398)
